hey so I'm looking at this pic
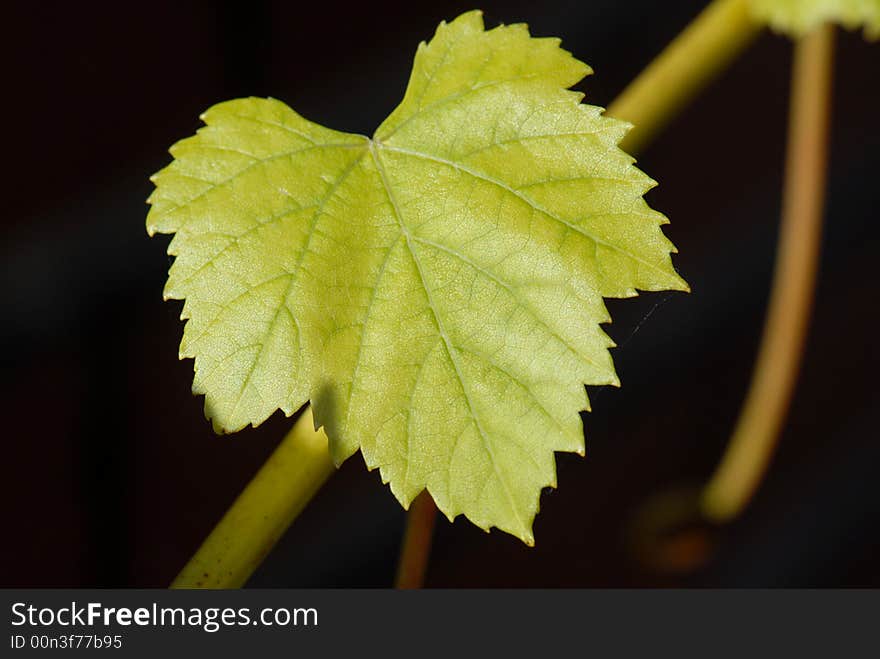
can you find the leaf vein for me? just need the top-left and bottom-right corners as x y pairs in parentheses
(370, 141), (529, 534)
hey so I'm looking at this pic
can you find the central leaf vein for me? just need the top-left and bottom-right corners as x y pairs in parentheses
(369, 140), (528, 533)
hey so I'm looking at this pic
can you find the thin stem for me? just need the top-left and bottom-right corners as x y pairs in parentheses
(608, 0), (761, 153)
(171, 405), (335, 588)
(701, 24), (835, 522)
(394, 491), (438, 589)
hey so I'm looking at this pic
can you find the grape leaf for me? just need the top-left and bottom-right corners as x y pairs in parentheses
(147, 10), (688, 543)
(750, 0), (880, 38)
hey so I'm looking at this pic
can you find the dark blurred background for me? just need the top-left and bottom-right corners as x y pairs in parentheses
(2, 0), (878, 588)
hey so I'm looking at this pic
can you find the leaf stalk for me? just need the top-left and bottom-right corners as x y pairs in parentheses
(394, 491), (438, 589)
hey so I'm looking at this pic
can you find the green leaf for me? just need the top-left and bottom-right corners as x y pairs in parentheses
(147, 10), (687, 544)
(750, 0), (880, 38)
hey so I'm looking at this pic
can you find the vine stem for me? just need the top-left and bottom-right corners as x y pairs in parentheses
(701, 23), (835, 522)
(608, 0), (761, 153)
(171, 405), (334, 588)
(395, 492), (438, 588)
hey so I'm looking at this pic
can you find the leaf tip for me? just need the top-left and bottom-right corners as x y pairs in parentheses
(670, 271), (691, 294)
(456, 8), (484, 23)
(209, 415), (230, 435)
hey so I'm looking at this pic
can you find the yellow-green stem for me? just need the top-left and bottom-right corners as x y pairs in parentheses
(608, 0), (761, 153)
(171, 405), (334, 588)
(701, 24), (835, 522)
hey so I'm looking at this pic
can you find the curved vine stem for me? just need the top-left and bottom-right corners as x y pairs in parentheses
(609, 0), (761, 153)
(171, 405), (334, 588)
(395, 491), (438, 589)
(701, 23), (835, 522)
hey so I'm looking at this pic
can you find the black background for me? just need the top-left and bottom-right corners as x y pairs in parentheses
(2, 0), (878, 587)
